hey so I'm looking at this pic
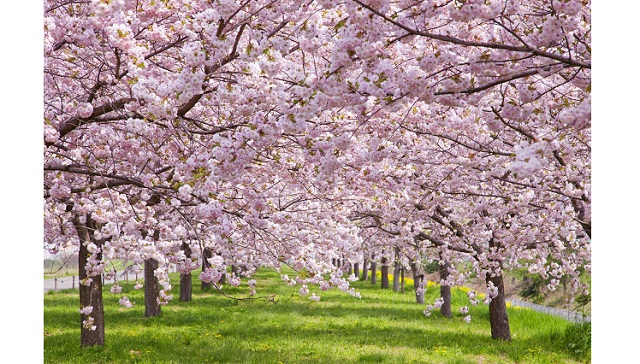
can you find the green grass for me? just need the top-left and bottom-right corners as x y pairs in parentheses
(44, 268), (588, 363)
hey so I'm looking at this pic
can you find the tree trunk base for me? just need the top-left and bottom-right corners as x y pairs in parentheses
(440, 261), (452, 318)
(180, 273), (192, 302)
(370, 262), (377, 285)
(144, 258), (162, 317)
(381, 264), (389, 289)
(75, 217), (105, 347)
(487, 274), (511, 341)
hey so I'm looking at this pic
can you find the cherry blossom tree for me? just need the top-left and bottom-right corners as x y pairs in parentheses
(44, 0), (590, 345)
(44, 0), (364, 345)
(308, 0), (590, 340)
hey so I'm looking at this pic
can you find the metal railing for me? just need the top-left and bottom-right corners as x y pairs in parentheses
(507, 298), (590, 323)
(44, 264), (178, 292)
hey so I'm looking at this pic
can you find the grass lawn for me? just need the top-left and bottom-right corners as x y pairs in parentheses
(44, 268), (589, 363)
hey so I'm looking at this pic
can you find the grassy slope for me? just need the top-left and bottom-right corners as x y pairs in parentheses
(44, 268), (586, 364)
(44, 258), (591, 313)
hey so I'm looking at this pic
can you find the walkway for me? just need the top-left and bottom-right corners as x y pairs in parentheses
(506, 298), (590, 323)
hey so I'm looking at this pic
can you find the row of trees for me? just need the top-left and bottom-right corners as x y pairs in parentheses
(44, 0), (590, 346)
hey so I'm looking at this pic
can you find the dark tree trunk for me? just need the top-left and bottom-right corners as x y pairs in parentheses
(439, 260), (452, 318)
(354, 262), (360, 278)
(392, 247), (400, 292)
(348, 263), (353, 275)
(400, 267), (405, 293)
(487, 273), (511, 340)
(231, 265), (239, 277)
(393, 263), (400, 292)
(180, 242), (192, 302)
(332, 258), (336, 267)
(411, 260), (424, 304)
(370, 259), (377, 285)
(486, 238), (510, 340)
(74, 217), (105, 347)
(362, 258), (369, 281)
(380, 256), (389, 289)
(201, 247), (213, 291)
(180, 273), (192, 302)
(144, 258), (162, 317)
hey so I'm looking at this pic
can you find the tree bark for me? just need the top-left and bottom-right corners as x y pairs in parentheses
(393, 263), (400, 292)
(362, 258), (369, 281)
(370, 257), (377, 285)
(201, 247), (213, 291)
(180, 273), (192, 302)
(180, 242), (192, 302)
(231, 265), (239, 278)
(486, 238), (510, 340)
(354, 262), (360, 278)
(75, 217), (105, 347)
(392, 247), (400, 292)
(380, 256), (389, 289)
(144, 257), (162, 317)
(487, 273), (511, 340)
(400, 267), (405, 293)
(439, 260), (452, 318)
(411, 260), (424, 304)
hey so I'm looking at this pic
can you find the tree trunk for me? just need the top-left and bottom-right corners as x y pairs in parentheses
(180, 242), (192, 302)
(354, 262), (360, 278)
(400, 267), (405, 293)
(411, 260), (424, 304)
(370, 260), (377, 285)
(75, 217), (105, 347)
(487, 273), (511, 340)
(180, 273), (192, 302)
(362, 258), (369, 281)
(144, 258), (162, 317)
(201, 247), (213, 291)
(392, 247), (400, 292)
(393, 263), (400, 292)
(380, 256), (389, 289)
(439, 260), (452, 318)
(486, 238), (510, 340)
